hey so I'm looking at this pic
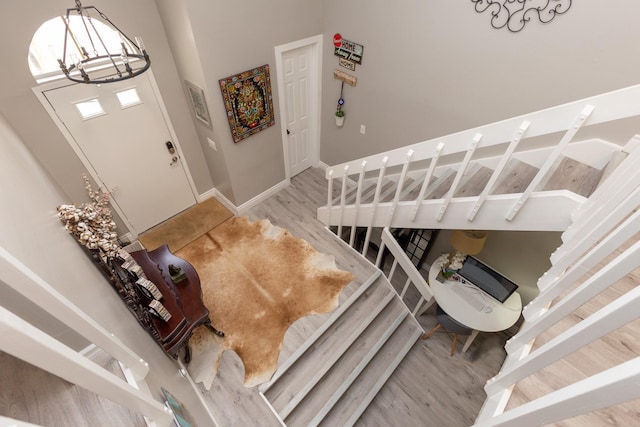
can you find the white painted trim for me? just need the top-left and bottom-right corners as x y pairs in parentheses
(0, 244), (149, 380)
(177, 359), (223, 427)
(235, 179), (290, 215)
(80, 344), (113, 367)
(210, 189), (238, 215)
(274, 34), (323, 180)
(197, 187), (218, 203)
(32, 69), (198, 238)
(0, 306), (173, 426)
(0, 416), (44, 427)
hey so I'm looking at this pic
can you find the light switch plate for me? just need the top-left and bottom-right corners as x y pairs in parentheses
(360, 124), (366, 135)
(207, 137), (217, 151)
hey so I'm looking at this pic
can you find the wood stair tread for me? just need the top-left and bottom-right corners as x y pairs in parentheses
(492, 158), (539, 195)
(263, 277), (393, 410)
(283, 298), (409, 426)
(543, 156), (603, 198)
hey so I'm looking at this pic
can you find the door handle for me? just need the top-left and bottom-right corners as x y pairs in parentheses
(286, 129), (290, 135)
(169, 156), (178, 165)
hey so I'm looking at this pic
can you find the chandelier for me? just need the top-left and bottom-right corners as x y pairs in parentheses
(58, 1), (150, 84)
(471, 0), (572, 33)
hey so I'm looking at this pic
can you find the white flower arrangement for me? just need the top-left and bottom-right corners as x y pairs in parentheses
(436, 251), (467, 279)
(57, 175), (120, 258)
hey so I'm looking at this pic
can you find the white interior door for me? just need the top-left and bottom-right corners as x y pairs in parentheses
(282, 45), (315, 177)
(43, 73), (196, 233)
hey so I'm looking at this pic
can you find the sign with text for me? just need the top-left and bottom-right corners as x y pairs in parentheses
(334, 38), (363, 64)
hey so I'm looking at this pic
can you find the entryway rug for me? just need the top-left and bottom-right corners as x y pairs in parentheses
(138, 197), (233, 252)
(177, 216), (354, 388)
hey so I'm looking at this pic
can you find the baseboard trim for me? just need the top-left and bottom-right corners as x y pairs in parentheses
(236, 179), (290, 215)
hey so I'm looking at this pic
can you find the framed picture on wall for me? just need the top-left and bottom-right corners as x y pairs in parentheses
(185, 80), (211, 127)
(219, 64), (275, 143)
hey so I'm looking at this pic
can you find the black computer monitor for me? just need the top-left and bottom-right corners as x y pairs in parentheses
(456, 256), (519, 303)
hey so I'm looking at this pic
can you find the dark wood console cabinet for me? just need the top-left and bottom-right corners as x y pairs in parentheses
(88, 244), (217, 360)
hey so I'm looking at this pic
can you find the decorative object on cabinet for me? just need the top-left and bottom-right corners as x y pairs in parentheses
(471, 0), (572, 33)
(57, 176), (222, 361)
(219, 64), (275, 143)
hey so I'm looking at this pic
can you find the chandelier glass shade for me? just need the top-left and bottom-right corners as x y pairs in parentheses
(58, 1), (150, 84)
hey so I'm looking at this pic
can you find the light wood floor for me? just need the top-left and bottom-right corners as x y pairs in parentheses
(197, 166), (512, 426)
(0, 351), (147, 427)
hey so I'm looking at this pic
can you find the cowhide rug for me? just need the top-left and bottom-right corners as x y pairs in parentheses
(175, 216), (354, 388)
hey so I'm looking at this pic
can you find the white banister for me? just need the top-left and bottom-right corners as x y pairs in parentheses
(437, 133), (481, 221)
(505, 105), (594, 221)
(0, 245), (149, 380)
(337, 165), (350, 237)
(362, 156), (388, 258)
(349, 161), (367, 247)
(0, 306), (173, 426)
(548, 177), (640, 274)
(325, 169), (334, 227)
(411, 142), (444, 221)
(570, 134), (640, 224)
(506, 239), (640, 353)
(527, 205), (640, 317)
(376, 150), (414, 267)
(380, 227), (434, 315)
(475, 357), (640, 427)
(468, 122), (529, 221)
(487, 284), (640, 395)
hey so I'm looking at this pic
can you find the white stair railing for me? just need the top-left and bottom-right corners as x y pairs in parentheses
(474, 147), (640, 425)
(320, 84), (640, 234)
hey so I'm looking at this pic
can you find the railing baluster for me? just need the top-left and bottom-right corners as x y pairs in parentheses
(376, 150), (414, 267)
(337, 165), (349, 238)
(362, 156), (388, 258)
(505, 105), (594, 221)
(411, 142), (444, 221)
(326, 169), (334, 227)
(349, 161), (367, 247)
(468, 122), (529, 221)
(436, 133), (481, 221)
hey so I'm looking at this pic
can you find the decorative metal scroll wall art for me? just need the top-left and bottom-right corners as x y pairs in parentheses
(471, 0), (572, 33)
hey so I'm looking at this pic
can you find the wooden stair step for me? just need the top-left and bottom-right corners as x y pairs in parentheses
(424, 169), (455, 200)
(543, 156), (603, 198)
(318, 316), (422, 427)
(492, 158), (539, 195)
(454, 164), (493, 197)
(263, 277), (394, 412)
(282, 297), (409, 426)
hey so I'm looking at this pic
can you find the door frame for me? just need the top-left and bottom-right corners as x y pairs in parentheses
(32, 69), (198, 238)
(274, 34), (323, 180)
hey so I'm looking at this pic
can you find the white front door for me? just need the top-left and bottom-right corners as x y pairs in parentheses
(42, 73), (196, 234)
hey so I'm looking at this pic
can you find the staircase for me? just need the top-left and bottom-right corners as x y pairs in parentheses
(260, 271), (422, 426)
(314, 84), (640, 425)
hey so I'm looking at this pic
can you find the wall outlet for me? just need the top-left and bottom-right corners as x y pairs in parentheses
(207, 137), (217, 151)
(360, 124), (366, 135)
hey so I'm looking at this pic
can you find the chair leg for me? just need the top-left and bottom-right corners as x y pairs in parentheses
(422, 323), (441, 340)
(450, 334), (458, 357)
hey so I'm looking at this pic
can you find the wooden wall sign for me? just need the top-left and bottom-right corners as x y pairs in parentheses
(333, 35), (363, 64)
(334, 69), (357, 86)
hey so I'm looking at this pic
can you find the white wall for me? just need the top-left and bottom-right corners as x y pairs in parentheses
(320, 0), (640, 165)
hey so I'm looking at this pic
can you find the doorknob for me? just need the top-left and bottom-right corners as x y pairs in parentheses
(165, 141), (176, 154)
(286, 129), (290, 135)
(169, 156), (178, 165)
